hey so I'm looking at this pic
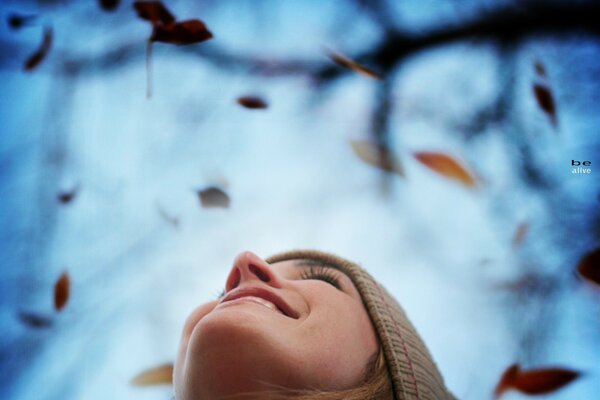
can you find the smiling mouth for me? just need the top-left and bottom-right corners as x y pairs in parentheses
(219, 287), (299, 319)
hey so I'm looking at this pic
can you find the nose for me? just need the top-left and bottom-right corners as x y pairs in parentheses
(225, 251), (281, 292)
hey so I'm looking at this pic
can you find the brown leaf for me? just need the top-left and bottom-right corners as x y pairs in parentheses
(413, 151), (477, 187)
(533, 83), (557, 126)
(24, 27), (52, 71)
(327, 50), (381, 80)
(512, 222), (529, 248)
(351, 141), (404, 177)
(151, 20), (213, 45)
(57, 187), (78, 204)
(577, 247), (600, 286)
(18, 311), (53, 329)
(237, 96), (268, 109)
(131, 363), (174, 386)
(7, 13), (37, 30)
(494, 364), (580, 398)
(197, 187), (230, 208)
(133, 1), (175, 26)
(54, 271), (70, 311)
(156, 203), (179, 228)
(99, 0), (120, 11)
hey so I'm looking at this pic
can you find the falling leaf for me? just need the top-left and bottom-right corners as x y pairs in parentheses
(131, 363), (174, 386)
(577, 247), (600, 286)
(24, 27), (52, 71)
(327, 50), (381, 80)
(18, 311), (53, 329)
(54, 271), (70, 311)
(533, 83), (557, 126)
(7, 13), (36, 30)
(413, 151), (477, 187)
(151, 20), (213, 45)
(57, 186), (78, 204)
(197, 187), (230, 208)
(133, 1), (175, 26)
(156, 203), (179, 228)
(534, 60), (546, 77)
(99, 0), (120, 11)
(512, 222), (529, 248)
(351, 140), (404, 177)
(237, 96), (268, 109)
(494, 364), (580, 399)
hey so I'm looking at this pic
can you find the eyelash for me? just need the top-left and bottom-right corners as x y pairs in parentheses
(300, 266), (341, 289)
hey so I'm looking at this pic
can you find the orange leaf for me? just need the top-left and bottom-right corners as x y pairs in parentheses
(533, 83), (557, 126)
(512, 222), (529, 248)
(494, 364), (580, 399)
(237, 96), (268, 109)
(577, 247), (600, 286)
(351, 140), (404, 177)
(327, 50), (381, 80)
(151, 20), (213, 45)
(413, 151), (477, 187)
(133, 1), (175, 26)
(54, 271), (70, 311)
(24, 27), (52, 71)
(197, 187), (230, 208)
(131, 363), (173, 386)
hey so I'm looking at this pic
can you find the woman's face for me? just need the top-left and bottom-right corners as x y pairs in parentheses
(174, 251), (379, 399)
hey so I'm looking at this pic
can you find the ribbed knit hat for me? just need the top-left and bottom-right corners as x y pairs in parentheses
(266, 250), (456, 400)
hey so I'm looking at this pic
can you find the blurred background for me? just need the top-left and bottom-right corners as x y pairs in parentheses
(1, 0), (599, 399)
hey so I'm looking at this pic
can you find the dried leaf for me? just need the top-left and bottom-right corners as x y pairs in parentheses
(24, 27), (52, 71)
(327, 50), (381, 80)
(413, 151), (477, 187)
(151, 20), (213, 45)
(18, 311), (53, 329)
(494, 364), (580, 398)
(237, 96), (268, 109)
(54, 271), (70, 311)
(57, 187), (78, 204)
(512, 222), (529, 248)
(7, 13), (36, 30)
(197, 187), (230, 208)
(99, 0), (120, 11)
(133, 1), (175, 26)
(577, 247), (600, 286)
(131, 363), (174, 386)
(351, 140), (404, 177)
(533, 83), (557, 126)
(156, 203), (179, 228)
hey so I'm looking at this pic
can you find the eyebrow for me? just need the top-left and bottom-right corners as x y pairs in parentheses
(292, 258), (342, 271)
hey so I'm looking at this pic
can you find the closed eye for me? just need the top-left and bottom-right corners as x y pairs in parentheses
(300, 265), (342, 290)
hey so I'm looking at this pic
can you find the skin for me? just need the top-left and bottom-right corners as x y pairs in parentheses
(174, 251), (379, 400)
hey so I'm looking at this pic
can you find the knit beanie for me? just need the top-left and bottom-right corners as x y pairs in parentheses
(266, 250), (456, 400)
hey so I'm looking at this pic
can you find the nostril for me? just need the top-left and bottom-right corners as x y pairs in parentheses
(228, 268), (241, 290)
(249, 264), (270, 282)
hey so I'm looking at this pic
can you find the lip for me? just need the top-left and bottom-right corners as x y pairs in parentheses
(220, 286), (299, 319)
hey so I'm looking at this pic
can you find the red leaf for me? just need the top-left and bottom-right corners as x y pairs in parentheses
(512, 222), (529, 248)
(413, 151), (477, 188)
(351, 140), (404, 177)
(151, 20), (213, 45)
(327, 50), (381, 80)
(99, 0), (120, 11)
(133, 1), (175, 26)
(577, 247), (600, 286)
(7, 13), (37, 30)
(131, 363), (174, 386)
(533, 83), (557, 126)
(237, 96), (268, 109)
(494, 364), (580, 399)
(197, 187), (230, 209)
(18, 311), (53, 329)
(24, 27), (52, 71)
(54, 271), (70, 311)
